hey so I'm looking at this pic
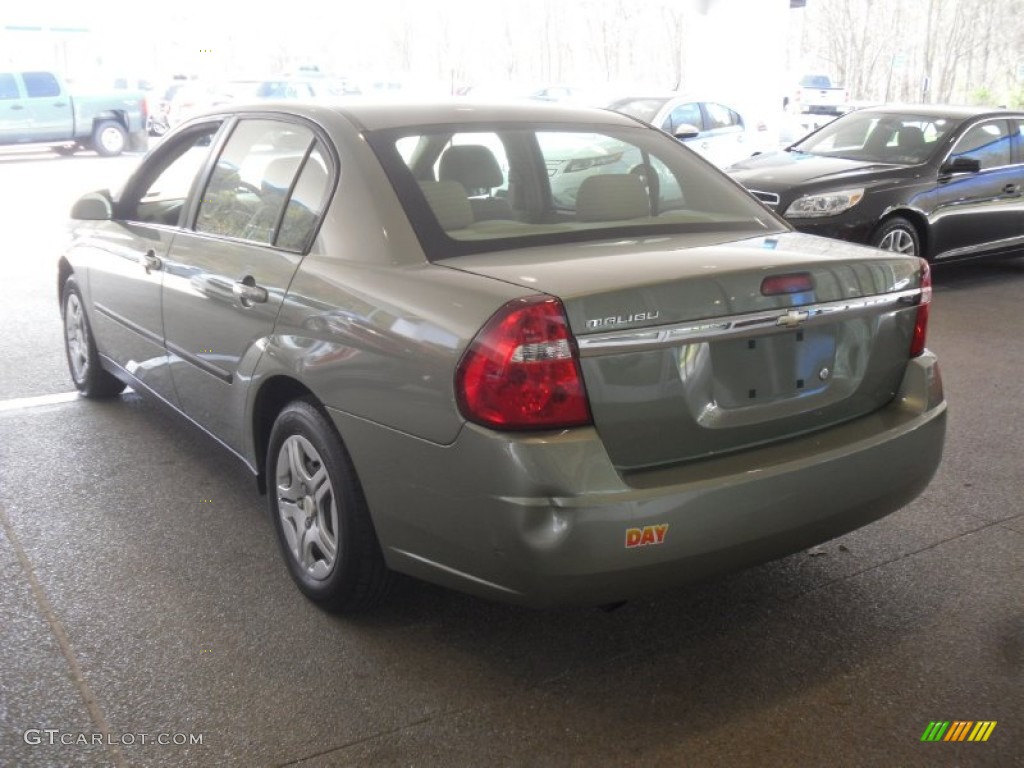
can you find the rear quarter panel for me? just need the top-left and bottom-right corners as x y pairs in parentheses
(70, 91), (148, 136)
(252, 108), (531, 450)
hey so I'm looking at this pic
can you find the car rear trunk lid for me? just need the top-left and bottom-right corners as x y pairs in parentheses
(443, 232), (926, 471)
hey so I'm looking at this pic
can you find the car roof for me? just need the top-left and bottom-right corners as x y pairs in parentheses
(607, 94), (743, 108)
(851, 104), (1018, 120)
(185, 99), (659, 133)
(326, 99), (641, 131)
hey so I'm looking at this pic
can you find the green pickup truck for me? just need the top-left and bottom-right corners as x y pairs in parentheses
(0, 70), (148, 157)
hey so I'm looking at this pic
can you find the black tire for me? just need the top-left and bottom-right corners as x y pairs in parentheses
(61, 277), (126, 397)
(871, 216), (921, 257)
(91, 120), (128, 157)
(267, 399), (392, 612)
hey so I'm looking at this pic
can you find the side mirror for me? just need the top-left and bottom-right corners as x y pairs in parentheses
(71, 190), (114, 221)
(939, 156), (981, 176)
(673, 124), (701, 141)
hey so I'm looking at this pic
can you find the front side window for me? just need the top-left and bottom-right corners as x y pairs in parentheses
(122, 122), (222, 226)
(0, 74), (19, 100)
(22, 71), (60, 98)
(948, 120), (1012, 169)
(368, 123), (783, 259)
(195, 119), (318, 245)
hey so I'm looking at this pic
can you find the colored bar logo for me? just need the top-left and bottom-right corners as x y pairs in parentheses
(920, 721), (997, 742)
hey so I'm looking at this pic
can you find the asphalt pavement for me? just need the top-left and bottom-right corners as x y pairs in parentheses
(0, 149), (1020, 767)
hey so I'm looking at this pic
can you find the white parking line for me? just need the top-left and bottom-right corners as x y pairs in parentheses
(0, 391), (81, 412)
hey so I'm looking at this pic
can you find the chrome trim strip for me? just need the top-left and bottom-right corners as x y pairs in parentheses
(576, 289), (922, 356)
(934, 234), (1024, 261)
(94, 302), (163, 347)
(94, 303), (233, 384)
(165, 341), (234, 384)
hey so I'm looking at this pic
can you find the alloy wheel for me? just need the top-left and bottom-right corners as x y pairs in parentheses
(877, 227), (917, 255)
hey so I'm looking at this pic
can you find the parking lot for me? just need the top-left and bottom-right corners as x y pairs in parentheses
(1, 150), (1021, 767)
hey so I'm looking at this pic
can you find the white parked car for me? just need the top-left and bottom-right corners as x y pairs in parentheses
(608, 95), (772, 168)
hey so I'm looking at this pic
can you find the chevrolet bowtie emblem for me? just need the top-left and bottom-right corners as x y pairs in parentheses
(776, 309), (810, 328)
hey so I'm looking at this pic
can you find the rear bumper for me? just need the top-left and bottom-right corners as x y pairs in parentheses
(800, 105), (844, 116)
(334, 352), (946, 607)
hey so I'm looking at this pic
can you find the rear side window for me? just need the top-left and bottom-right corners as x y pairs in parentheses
(276, 143), (331, 251)
(0, 74), (19, 100)
(705, 103), (742, 130)
(195, 119), (330, 250)
(22, 72), (60, 98)
(662, 102), (702, 133)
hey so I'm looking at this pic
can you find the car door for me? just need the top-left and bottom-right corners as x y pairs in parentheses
(0, 73), (27, 142)
(699, 102), (748, 167)
(85, 120), (224, 402)
(659, 100), (707, 158)
(161, 117), (333, 454)
(926, 117), (1022, 260)
(20, 71), (71, 141)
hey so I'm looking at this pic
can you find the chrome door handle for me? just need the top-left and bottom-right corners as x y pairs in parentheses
(139, 249), (162, 272)
(233, 280), (268, 306)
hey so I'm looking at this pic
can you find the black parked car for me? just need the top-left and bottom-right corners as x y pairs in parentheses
(728, 105), (1023, 261)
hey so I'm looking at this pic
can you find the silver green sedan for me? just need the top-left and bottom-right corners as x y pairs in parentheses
(59, 101), (946, 611)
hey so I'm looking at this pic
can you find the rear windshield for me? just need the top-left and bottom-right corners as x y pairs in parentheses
(800, 75), (833, 89)
(366, 122), (784, 259)
(606, 97), (670, 124)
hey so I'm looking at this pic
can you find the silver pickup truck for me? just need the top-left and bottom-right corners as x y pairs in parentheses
(0, 70), (148, 157)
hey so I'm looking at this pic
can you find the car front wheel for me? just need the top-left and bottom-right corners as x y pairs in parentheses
(267, 399), (391, 612)
(871, 216), (921, 256)
(62, 277), (126, 397)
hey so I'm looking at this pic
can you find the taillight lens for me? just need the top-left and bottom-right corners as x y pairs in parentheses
(909, 258), (931, 358)
(456, 297), (592, 430)
(761, 272), (814, 296)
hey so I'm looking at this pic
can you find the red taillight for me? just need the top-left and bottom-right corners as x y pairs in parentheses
(909, 258), (931, 358)
(761, 272), (814, 296)
(456, 297), (592, 430)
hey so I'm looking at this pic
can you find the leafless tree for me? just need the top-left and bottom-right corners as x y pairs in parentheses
(802, 0), (1022, 105)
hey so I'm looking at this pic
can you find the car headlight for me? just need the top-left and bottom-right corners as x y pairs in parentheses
(784, 188), (865, 218)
